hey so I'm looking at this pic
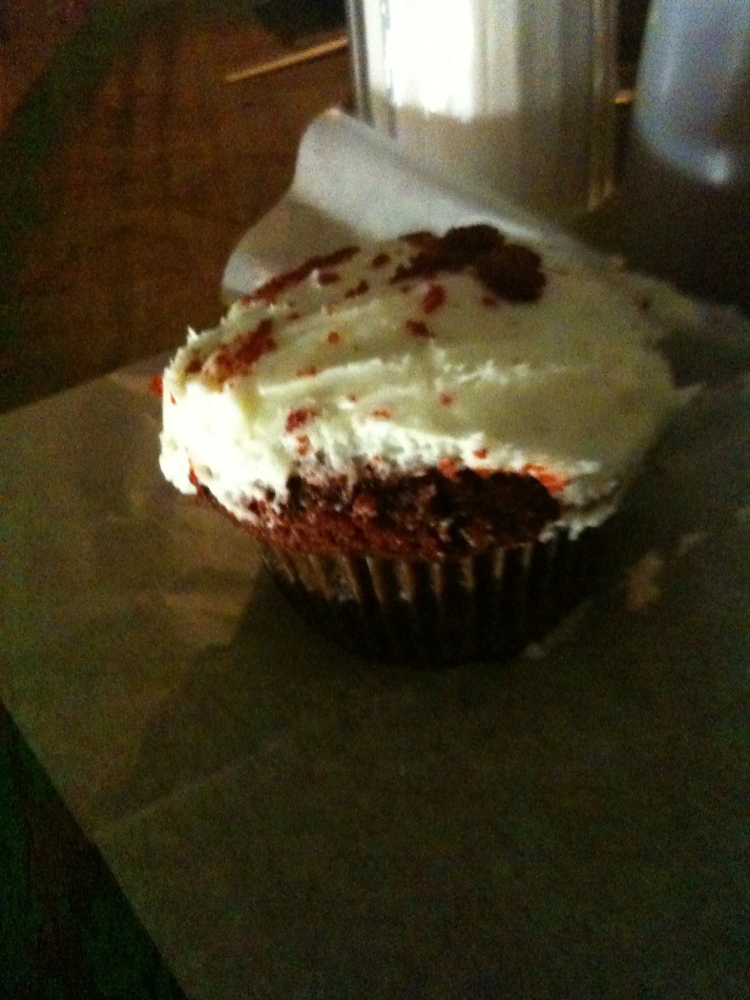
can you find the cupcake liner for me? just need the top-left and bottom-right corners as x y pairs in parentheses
(260, 525), (600, 663)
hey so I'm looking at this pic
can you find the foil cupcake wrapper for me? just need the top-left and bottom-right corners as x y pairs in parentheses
(261, 527), (600, 664)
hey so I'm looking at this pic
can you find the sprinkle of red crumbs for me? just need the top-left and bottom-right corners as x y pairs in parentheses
(296, 435), (310, 456)
(188, 466), (199, 487)
(149, 375), (163, 397)
(285, 406), (320, 434)
(371, 252), (391, 268)
(170, 394), (176, 405)
(232, 318), (275, 366)
(295, 365), (318, 378)
(440, 393), (454, 406)
(522, 463), (569, 494)
(327, 331), (341, 345)
(405, 319), (433, 338)
(348, 394), (357, 402)
(473, 448), (488, 459)
(245, 246), (360, 303)
(344, 279), (370, 298)
(212, 318), (276, 380)
(422, 283), (446, 314)
(438, 457), (460, 479)
(372, 408), (391, 419)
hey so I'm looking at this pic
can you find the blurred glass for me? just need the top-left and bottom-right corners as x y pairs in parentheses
(610, 0), (750, 308)
(634, 0), (750, 188)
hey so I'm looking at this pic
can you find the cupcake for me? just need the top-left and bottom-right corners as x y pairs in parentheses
(159, 225), (678, 661)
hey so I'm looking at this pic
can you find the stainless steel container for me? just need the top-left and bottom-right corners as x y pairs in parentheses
(345, 0), (617, 221)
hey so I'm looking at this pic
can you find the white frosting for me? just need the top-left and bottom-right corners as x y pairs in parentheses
(160, 233), (678, 534)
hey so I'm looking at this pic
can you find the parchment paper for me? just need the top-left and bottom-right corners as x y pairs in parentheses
(3, 110), (749, 1000)
(221, 108), (600, 302)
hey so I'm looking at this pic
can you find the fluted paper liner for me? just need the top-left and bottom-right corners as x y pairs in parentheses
(261, 526), (599, 663)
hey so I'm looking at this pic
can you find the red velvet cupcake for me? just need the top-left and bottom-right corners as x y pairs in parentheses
(160, 225), (678, 661)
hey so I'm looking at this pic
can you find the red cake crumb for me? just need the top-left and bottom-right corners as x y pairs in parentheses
(473, 448), (488, 459)
(522, 463), (569, 494)
(295, 365), (318, 378)
(285, 407), (320, 434)
(297, 435), (310, 456)
(438, 457), (460, 479)
(344, 279), (370, 298)
(405, 319), (433, 338)
(352, 493), (378, 518)
(391, 225), (545, 303)
(213, 318), (276, 381)
(476, 243), (545, 302)
(401, 230), (437, 248)
(207, 319), (276, 381)
(149, 375), (163, 397)
(245, 246), (360, 303)
(440, 393), (454, 406)
(327, 331), (341, 345)
(422, 283), (446, 314)
(232, 318), (275, 365)
(392, 224), (496, 282)
(372, 408), (392, 419)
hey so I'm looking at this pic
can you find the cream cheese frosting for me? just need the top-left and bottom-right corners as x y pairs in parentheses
(159, 228), (678, 534)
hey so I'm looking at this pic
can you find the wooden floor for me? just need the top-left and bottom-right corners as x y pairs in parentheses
(0, 0), (351, 413)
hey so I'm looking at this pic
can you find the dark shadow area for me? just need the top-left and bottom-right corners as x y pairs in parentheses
(254, 0), (346, 44)
(0, 4), (152, 243)
(0, 0), (350, 415)
(0, 700), (189, 999)
(0, 3), (160, 406)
